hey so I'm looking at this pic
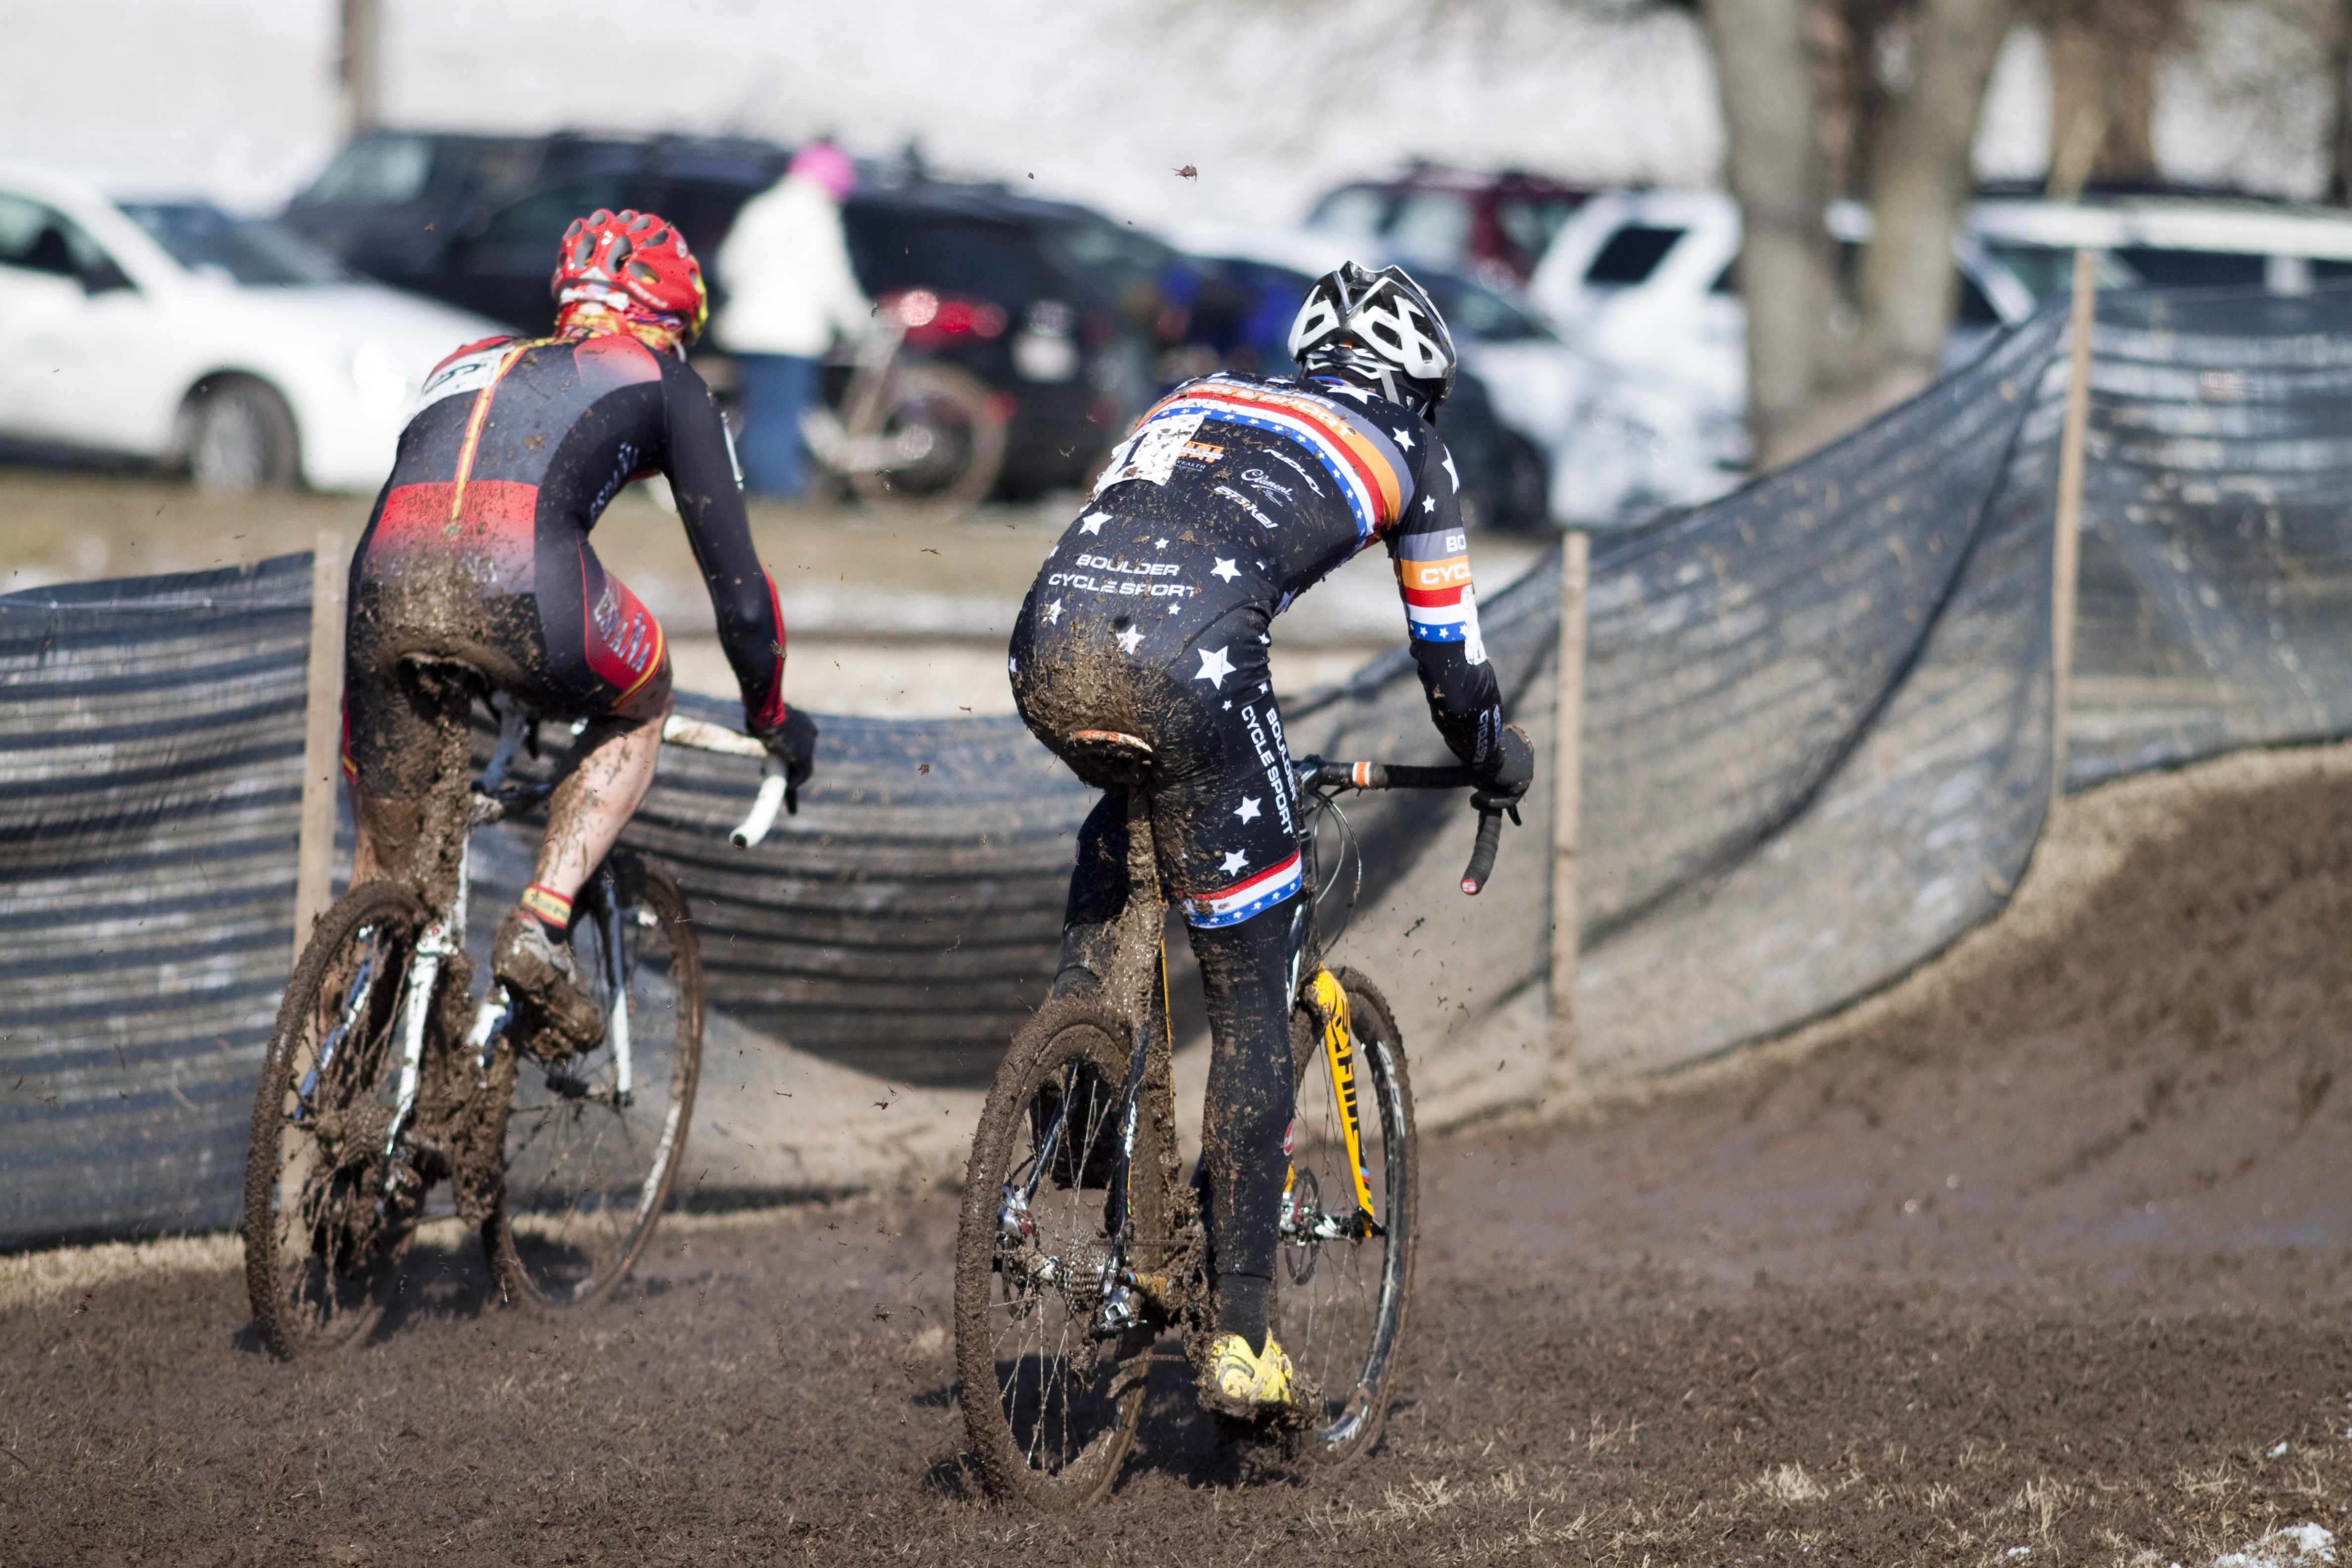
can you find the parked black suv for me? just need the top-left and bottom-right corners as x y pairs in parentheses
(284, 131), (1166, 494)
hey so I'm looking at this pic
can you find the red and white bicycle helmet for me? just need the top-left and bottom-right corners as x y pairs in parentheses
(550, 208), (708, 342)
(1287, 261), (1457, 416)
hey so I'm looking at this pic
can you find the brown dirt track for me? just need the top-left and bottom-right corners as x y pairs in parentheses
(11, 745), (2352, 1566)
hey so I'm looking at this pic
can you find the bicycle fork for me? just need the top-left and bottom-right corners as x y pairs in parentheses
(385, 835), (471, 1161)
(1280, 969), (1384, 1245)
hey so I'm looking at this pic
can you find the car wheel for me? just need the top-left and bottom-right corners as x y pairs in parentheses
(182, 376), (299, 493)
(1493, 434), (1551, 533)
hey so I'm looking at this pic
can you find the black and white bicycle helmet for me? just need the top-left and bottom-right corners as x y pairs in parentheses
(1286, 261), (1458, 417)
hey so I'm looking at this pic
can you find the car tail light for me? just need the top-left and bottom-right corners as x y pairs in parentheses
(885, 289), (1007, 343)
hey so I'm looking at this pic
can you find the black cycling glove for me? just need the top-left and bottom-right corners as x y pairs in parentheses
(750, 706), (820, 815)
(1471, 723), (1534, 825)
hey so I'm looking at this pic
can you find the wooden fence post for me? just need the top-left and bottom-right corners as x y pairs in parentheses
(2050, 248), (2098, 808)
(293, 532), (345, 968)
(1549, 530), (1589, 1080)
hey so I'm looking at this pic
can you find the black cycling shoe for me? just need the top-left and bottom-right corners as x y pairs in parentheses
(491, 910), (606, 1057)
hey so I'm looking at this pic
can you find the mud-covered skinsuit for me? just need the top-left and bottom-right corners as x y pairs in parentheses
(343, 331), (788, 802)
(1008, 368), (1503, 1322)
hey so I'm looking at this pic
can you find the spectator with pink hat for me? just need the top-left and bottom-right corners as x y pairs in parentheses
(715, 141), (870, 497)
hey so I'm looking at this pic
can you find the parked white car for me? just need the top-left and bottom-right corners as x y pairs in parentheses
(1526, 187), (2352, 525)
(0, 162), (504, 492)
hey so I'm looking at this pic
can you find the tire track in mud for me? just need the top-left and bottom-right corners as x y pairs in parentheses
(9, 744), (2352, 1564)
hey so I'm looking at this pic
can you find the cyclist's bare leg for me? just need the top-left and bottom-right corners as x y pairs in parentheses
(530, 699), (671, 903)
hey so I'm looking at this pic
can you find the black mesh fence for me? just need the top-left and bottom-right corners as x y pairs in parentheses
(2068, 288), (2352, 784)
(17, 282), (2352, 1247)
(0, 557), (310, 1246)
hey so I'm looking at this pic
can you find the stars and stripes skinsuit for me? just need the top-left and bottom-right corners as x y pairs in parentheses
(1007, 368), (1504, 1312)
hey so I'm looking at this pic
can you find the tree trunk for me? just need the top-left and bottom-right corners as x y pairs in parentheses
(1709, 0), (2018, 467)
(2327, 0), (2352, 203)
(1703, 0), (1841, 467)
(1840, 0), (2020, 411)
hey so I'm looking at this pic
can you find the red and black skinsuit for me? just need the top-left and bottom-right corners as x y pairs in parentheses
(343, 331), (787, 795)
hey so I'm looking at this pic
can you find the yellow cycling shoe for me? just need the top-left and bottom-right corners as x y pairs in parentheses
(1200, 1330), (1305, 1420)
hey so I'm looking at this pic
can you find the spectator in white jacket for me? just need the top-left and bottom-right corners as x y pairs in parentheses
(715, 142), (870, 497)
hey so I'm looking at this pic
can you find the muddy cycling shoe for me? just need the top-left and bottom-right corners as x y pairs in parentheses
(491, 911), (605, 1058)
(1199, 1330), (1309, 1422)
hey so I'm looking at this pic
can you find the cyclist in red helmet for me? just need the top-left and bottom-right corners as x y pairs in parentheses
(342, 207), (817, 1052)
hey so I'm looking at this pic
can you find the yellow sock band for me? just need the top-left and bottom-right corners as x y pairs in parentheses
(519, 883), (573, 930)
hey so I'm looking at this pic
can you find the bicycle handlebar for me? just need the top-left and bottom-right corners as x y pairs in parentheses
(1297, 756), (1513, 896)
(661, 716), (788, 849)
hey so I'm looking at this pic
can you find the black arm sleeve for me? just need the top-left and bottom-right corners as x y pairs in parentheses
(1388, 434), (1504, 771)
(662, 358), (788, 728)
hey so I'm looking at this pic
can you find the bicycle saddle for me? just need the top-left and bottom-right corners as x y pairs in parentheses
(1063, 729), (1155, 788)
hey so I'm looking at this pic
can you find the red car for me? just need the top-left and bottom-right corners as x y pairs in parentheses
(1305, 164), (1594, 286)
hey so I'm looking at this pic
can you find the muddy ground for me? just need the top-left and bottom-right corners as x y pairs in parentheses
(7, 749), (2352, 1565)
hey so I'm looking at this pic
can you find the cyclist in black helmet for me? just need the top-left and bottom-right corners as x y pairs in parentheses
(1007, 261), (1534, 1417)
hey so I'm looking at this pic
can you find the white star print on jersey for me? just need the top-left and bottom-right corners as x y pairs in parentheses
(1219, 848), (1249, 876)
(1212, 558), (1239, 582)
(1156, 538), (1169, 549)
(1194, 646), (1235, 687)
(1234, 796), (1262, 823)
(1045, 598), (1064, 624)
(1391, 427), (1414, 450)
(1079, 511), (1110, 535)
(1442, 449), (1460, 491)
(1116, 626), (1144, 655)
(1422, 495), (1437, 513)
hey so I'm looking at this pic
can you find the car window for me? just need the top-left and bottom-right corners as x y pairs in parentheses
(1309, 187), (1388, 240)
(1388, 192), (1472, 261)
(634, 176), (758, 264)
(1979, 241), (2143, 297)
(0, 193), (120, 284)
(845, 210), (1056, 308)
(1494, 196), (1579, 263)
(2114, 246), (2266, 290)
(1954, 269), (2003, 327)
(1584, 225), (1685, 286)
(304, 136), (434, 206)
(471, 172), (635, 251)
(1416, 270), (1550, 343)
(118, 202), (347, 285)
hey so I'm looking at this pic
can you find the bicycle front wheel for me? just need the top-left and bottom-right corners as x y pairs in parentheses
(243, 881), (429, 1358)
(1280, 966), (1418, 1465)
(485, 852), (702, 1309)
(956, 998), (1164, 1509)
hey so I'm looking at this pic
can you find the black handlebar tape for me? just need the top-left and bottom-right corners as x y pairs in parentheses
(1461, 808), (1505, 896)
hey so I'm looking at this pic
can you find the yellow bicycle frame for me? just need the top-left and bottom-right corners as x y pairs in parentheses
(1291, 968), (1378, 1227)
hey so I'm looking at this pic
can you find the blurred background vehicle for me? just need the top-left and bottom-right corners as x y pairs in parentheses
(1522, 186), (2352, 526)
(287, 131), (1159, 500)
(1304, 163), (1594, 286)
(0, 161), (502, 493)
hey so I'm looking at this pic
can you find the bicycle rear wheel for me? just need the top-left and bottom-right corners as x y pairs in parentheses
(485, 852), (702, 1309)
(956, 998), (1166, 1509)
(243, 881), (429, 1358)
(1279, 966), (1418, 1464)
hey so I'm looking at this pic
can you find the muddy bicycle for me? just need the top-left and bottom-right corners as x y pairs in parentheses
(954, 734), (1519, 1507)
(242, 663), (785, 1358)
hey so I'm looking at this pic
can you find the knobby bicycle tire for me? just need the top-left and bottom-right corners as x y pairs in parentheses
(484, 853), (703, 1310)
(243, 880), (430, 1359)
(956, 996), (1173, 1509)
(1279, 966), (1418, 1466)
